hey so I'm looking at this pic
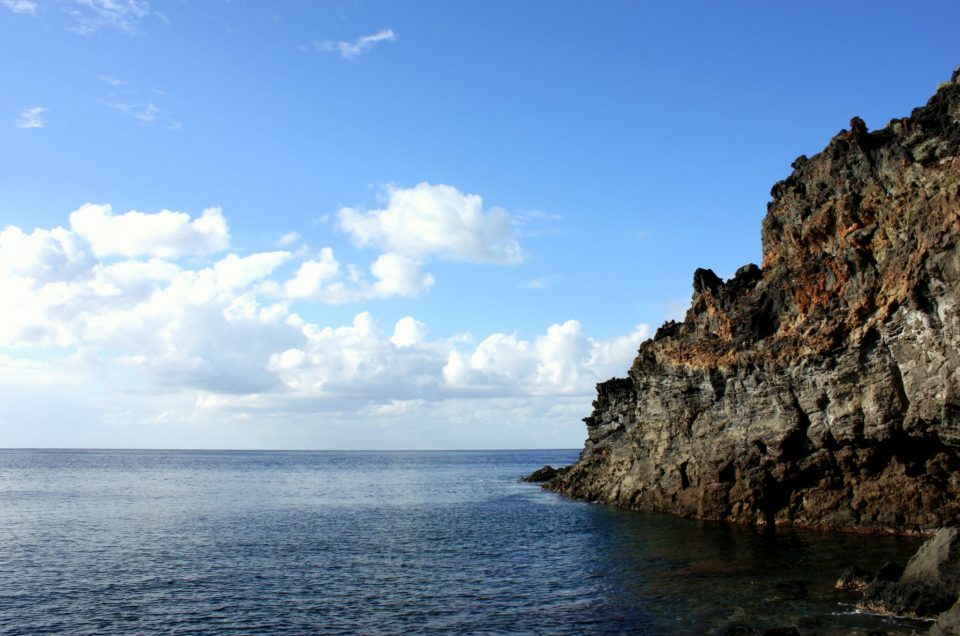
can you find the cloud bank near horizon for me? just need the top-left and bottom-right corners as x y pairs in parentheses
(0, 188), (650, 440)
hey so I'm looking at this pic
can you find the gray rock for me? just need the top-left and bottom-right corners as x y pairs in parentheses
(861, 527), (960, 618)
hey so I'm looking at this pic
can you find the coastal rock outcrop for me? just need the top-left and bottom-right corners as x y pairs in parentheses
(542, 69), (960, 534)
(860, 527), (960, 618)
(520, 465), (566, 483)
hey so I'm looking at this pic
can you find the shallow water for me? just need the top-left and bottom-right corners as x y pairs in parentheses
(0, 449), (927, 634)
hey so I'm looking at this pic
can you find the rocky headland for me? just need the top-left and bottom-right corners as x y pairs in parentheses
(536, 69), (960, 536)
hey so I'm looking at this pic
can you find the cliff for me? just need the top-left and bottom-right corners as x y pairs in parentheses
(544, 70), (960, 534)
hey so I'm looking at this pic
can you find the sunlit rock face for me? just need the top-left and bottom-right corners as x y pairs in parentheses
(546, 69), (960, 534)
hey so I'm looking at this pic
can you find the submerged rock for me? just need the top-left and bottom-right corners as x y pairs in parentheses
(545, 68), (960, 534)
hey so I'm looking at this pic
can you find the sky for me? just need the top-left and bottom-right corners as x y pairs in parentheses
(1, 1), (958, 450)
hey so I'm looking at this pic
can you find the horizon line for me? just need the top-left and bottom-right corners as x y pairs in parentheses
(0, 447), (581, 453)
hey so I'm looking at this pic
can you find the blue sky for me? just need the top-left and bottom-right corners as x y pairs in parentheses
(1, 1), (958, 449)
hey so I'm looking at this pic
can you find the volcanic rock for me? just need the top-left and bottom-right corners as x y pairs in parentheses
(541, 68), (960, 533)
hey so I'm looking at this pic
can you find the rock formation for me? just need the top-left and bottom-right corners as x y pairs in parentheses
(541, 69), (960, 534)
(859, 527), (960, 619)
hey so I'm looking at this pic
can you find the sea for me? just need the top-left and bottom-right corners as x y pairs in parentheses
(0, 449), (930, 635)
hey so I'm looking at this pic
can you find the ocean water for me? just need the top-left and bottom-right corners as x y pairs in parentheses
(0, 449), (928, 635)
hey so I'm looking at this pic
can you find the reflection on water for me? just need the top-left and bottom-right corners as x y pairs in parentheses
(588, 507), (926, 633)
(0, 449), (926, 635)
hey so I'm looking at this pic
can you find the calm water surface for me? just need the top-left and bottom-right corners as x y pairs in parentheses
(0, 449), (927, 634)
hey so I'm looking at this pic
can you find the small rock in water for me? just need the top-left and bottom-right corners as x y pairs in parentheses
(521, 465), (561, 483)
(835, 564), (872, 591)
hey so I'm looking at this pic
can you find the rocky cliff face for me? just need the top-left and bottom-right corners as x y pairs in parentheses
(546, 70), (960, 534)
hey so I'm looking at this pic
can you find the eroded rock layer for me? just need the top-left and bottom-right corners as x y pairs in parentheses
(547, 71), (960, 534)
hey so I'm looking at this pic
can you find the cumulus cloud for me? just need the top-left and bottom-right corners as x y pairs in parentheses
(339, 183), (523, 265)
(0, 204), (649, 435)
(442, 321), (649, 396)
(0, 225), (96, 346)
(266, 312), (450, 402)
(370, 252), (434, 297)
(318, 28), (395, 60)
(279, 248), (433, 304)
(0, 225), (94, 283)
(69, 204), (229, 258)
(284, 247), (341, 299)
(269, 314), (649, 404)
(391, 317), (427, 348)
(16, 106), (47, 129)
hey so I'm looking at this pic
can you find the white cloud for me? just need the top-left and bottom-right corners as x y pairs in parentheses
(266, 312), (444, 400)
(97, 74), (123, 86)
(2, 0), (158, 33)
(443, 333), (535, 390)
(318, 28), (395, 60)
(16, 106), (47, 129)
(284, 248), (341, 299)
(105, 101), (160, 123)
(0, 225), (97, 346)
(212, 252), (292, 291)
(278, 231), (301, 246)
(69, 203), (230, 258)
(443, 321), (650, 396)
(268, 313), (649, 405)
(370, 252), (434, 297)
(69, 0), (152, 34)
(339, 182), (523, 264)
(391, 317), (427, 348)
(0, 216), (292, 360)
(280, 248), (433, 303)
(0, 204), (649, 447)
(1, 0), (36, 14)
(0, 225), (94, 283)
(533, 320), (590, 392)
